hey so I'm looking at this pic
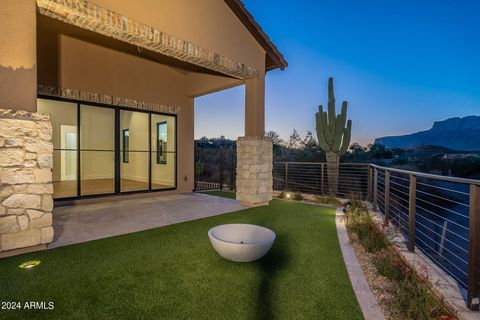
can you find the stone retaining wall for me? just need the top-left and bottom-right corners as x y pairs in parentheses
(236, 136), (272, 206)
(0, 109), (54, 253)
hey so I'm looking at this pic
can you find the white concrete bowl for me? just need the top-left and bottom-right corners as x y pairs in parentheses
(208, 224), (276, 262)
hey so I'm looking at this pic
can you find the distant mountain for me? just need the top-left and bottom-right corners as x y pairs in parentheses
(375, 116), (480, 151)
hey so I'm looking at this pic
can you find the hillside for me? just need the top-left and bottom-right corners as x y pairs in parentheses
(375, 116), (480, 151)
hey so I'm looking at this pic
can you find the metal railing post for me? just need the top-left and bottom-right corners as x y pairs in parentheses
(321, 163), (325, 195)
(367, 166), (372, 202)
(373, 168), (378, 211)
(385, 170), (390, 220)
(284, 162), (289, 192)
(408, 175), (416, 252)
(468, 184), (480, 311)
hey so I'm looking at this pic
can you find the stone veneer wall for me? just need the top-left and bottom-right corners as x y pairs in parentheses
(236, 136), (273, 206)
(0, 109), (54, 253)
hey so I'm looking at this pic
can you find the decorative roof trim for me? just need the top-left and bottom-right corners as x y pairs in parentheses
(36, 0), (258, 80)
(224, 0), (288, 71)
(38, 85), (180, 114)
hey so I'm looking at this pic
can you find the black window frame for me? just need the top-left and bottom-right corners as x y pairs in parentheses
(122, 128), (130, 163)
(156, 121), (167, 165)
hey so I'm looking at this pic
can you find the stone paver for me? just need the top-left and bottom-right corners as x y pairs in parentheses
(49, 193), (245, 249)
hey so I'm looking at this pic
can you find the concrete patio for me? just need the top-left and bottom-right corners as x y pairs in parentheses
(49, 192), (245, 249)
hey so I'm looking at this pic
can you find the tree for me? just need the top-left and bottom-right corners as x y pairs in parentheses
(265, 130), (283, 145)
(288, 129), (302, 149)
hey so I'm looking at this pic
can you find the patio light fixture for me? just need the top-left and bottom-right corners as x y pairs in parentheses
(18, 260), (41, 269)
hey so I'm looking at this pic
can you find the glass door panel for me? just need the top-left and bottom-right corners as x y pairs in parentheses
(151, 114), (176, 190)
(120, 110), (149, 192)
(80, 105), (115, 196)
(38, 99), (78, 199)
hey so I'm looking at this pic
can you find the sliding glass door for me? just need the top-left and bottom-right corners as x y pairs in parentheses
(80, 105), (115, 196)
(151, 114), (176, 190)
(120, 110), (149, 192)
(38, 97), (176, 200)
(38, 99), (78, 199)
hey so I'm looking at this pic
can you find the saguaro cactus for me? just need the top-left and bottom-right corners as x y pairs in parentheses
(315, 77), (352, 195)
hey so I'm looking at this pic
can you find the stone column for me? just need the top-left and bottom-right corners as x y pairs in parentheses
(236, 72), (272, 206)
(0, 109), (54, 256)
(236, 136), (273, 207)
(0, 0), (37, 112)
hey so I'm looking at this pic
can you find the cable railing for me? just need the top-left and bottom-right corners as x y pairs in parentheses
(272, 161), (480, 311)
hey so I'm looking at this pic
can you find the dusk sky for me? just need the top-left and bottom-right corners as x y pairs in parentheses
(195, 0), (480, 146)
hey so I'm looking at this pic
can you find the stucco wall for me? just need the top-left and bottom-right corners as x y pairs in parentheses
(0, 0), (37, 111)
(89, 0), (266, 71)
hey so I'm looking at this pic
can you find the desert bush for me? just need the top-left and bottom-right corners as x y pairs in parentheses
(347, 209), (387, 253)
(396, 273), (431, 320)
(277, 192), (285, 199)
(291, 193), (303, 201)
(372, 249), (409, 282)
(316, 195), (342, 206)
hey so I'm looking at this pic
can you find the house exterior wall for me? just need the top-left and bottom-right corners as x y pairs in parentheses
(0, 0), (37, 111)
(0, 0), (276, 254)
(88, 0), (266, 72)
(53, 35), (194, 192)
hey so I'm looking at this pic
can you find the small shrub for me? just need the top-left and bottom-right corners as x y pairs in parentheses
(277, 192), (285, 199)
(347, 210), (387, 253)
(358, 223), (388, 252)
(372, 249), (408, 281)
(316, 195), (341, 206)
(396, 273), (430, 320)
(350, 199), (368, 212)
(291, 193), (303, 201)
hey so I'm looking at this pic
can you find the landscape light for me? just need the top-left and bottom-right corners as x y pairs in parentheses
(286, 193), (291, 199)
(18, 260), (41, 269)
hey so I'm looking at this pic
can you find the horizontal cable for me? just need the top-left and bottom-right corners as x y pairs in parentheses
(416, 214), (469, 243)
(416, 181), (469, 196)
(415, 189), (469, 208)
(415, 220), (468, 253)
(389, 185), (410, 198)
(389, 179), (409, 190)
(415, 237), (468, 276)
(416, 204), (469, 231)
(417, 246), (467, 288)
(389, 197), (409, 212)
(416, 197), (468, 220)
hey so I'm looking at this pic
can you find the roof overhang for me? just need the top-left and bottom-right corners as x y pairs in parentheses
(224, 0), (288, 72)
(36, 0), (259, 80)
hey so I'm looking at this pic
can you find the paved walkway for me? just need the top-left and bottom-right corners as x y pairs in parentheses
(49, 192), (245, 249)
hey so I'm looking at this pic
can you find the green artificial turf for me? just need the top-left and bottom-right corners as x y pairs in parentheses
(0, 193), (363, 320)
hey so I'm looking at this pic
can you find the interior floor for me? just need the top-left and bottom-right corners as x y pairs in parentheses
(53, 179), (173, 199)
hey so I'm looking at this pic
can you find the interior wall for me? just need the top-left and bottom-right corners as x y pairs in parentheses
(80, 105), (115, 181)
(37, 98), (77, 182)
(120, 111), (149, 183)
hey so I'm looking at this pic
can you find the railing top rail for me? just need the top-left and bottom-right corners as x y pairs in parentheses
(274, 161), (369, 165)
(369, 163), (480, 186)
(273, 161), (480, 186)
